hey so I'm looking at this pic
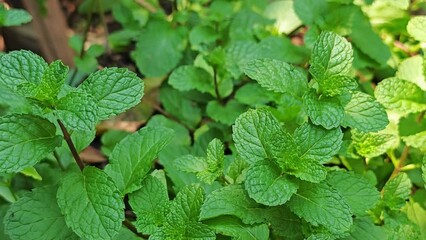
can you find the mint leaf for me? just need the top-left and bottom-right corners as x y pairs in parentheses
(342, 92), (389, 132)
(396, 56), (426, 90)
(327, 171), (380, 215)
(203, 216), (269, 240)
(159, 86), (201, 130)
(155, 185), (215, 239)
(55, 89), (98, 131)
(375, 78), (426, 117)
(206, 100), (246, 125)
(294, 123), (343, 163)
(104, 127), (174, 194)
(402, 131), (426, 152)
(351, 127), (399, 158)
(0, 6), (32, 27)
(175, 155), (208, 173)
(132, 20), (185, 77)
(147, 115), (191, 147)
(245, 160), (298, 206)
(233, 109), (287, 164)
(128, 175), (169, 234)
(200, 185), (265, 225)
(258, 36), (309, 64)
(383, 173), (412, 210)
(79, 67), (144, 120)
(263, 205), (303, 239)
(226, 41), (261, 78)
(406, 201), (426, 239)
(200, 138), (225, 184)
(345, 217), (389, 240)
(287, 181), (353, 234)
(0, 50), (47, 89)
(278, 155), (327, 183)
(407, 16), (426, 42)
(422, 156), (426, 189)
(310, 31), (353, 79)
(0, 114), (62, 173)
(34, 60), (68, 101)
(4, 185), (77, 239)
(303, 90), (344, 129)
(57, 167), (124, 239)
(169, 65), (213, 94)
(243, 58), (307, 97)
(317, 75), (358, 97)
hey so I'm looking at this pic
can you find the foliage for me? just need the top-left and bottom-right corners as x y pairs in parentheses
(1, 0), (426, 239)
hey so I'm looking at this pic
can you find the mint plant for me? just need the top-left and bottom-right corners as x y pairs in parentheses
(1, 0), (426, 239)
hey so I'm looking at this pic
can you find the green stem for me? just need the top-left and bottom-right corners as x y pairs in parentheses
(97, 0), (110, 55)
(57, 120), (85, 171)
(389, 145), (410, 179)
(417, 110), (425, 123)
(70, 3), (94, 87)
(53, 150), (65, 171)
(213, 68), (223, 104)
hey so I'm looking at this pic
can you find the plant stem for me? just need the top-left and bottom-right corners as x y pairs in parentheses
(213, 68), (223, 104)
(417, 110), (425, 123)
(70, 4), (94, 87)
(97, 0), (110, 55)
(53, 150), (65, 171)
(134, 0), (157, 13)
(389, 145), (410, 179)
(123, 219), (148, 239)
(57, 120), (85, 171)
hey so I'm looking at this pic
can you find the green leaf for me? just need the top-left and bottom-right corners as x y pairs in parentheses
(375, 78), (426, 117)
(225, 41), (261, 78)
(383, 173), (412, 210)
(0, 182), (16, 203)
(263, 205), (303, 239)
(294, 123), (343, 163)
(235, 83), (278, 107)
(200, 185), (265, 225)
(159, 86), (202, 130)
(294, 0), (328, 25)
(105, 127), (174, 194)
(396, 55), (426, 90)
(0, 114), (62, 173)
(57, 167), (124, 239)
(0, 7), (32, 27)
(132, 20), (185, 77)
(407, 16), (426, 42)
(201, 138), (225, 184)
(310, 31), (353, 79)
(175, 155), (208, 173)
(33, 60), (68, 101)
(350, 10), (391, 67)
(79, 67), (144, 120)
(243, 58), (307, 97)
(326, 171), (380, 215)
(147, 115), (191, 147)
(245, 160), (298, 206)
(343, 217), (389, 240)
(258, 36), (309, 64)
(55, 89), (98, 131)
(422, 157), (426, 189)
(155, 185), (215, 239)
(317, 75), (358, 97)
(203, 216), (269, 240)
(405, 200), (426, 239)
(351, 126), (400, 158)
(169, 65), (213, 94)
(206, 100), (247, 125)
(100, 130), (131, 157)
(288, 181), (353, 234)
(0, 50), (47, 89)
(303, 90), (344, 129)
(232, 109), (288, 164)
(342, 92), (389, 132)
(278, 155), (327, 183)
(402, 131), (426, 152)
(128, 175), (169, 234)
(4, 185), (78, 240)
